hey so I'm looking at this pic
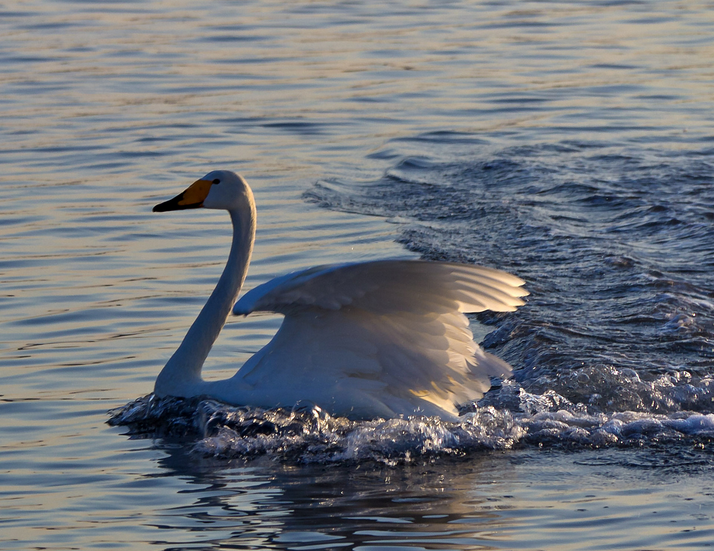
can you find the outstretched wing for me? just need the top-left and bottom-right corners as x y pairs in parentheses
(235, 260), (527, 315)
(232, 260), (527, 418)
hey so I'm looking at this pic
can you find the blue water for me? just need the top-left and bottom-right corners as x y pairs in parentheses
(311, 143), (714, 411)
(2, 1), (714, 549)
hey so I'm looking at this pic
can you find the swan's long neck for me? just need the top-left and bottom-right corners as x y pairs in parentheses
(155, 207), (256, 397)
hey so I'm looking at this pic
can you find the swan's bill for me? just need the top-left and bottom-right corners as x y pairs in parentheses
(153, 179), (213, 212)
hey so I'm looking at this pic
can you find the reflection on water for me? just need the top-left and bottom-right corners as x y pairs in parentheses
(151, 445), (516, 550)
(2, 0), (714, 549)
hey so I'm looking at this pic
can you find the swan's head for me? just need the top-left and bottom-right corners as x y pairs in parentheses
(153, 170), (255, 214)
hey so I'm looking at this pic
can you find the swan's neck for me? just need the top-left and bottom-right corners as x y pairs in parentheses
(155, 208), (256, 397)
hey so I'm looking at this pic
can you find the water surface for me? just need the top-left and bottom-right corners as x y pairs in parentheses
(2, 1), (714, 549)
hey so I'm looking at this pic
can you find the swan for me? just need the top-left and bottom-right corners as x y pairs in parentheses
(152, 170), (528, 420)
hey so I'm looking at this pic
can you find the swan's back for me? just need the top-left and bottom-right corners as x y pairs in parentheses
(229, 260), (527, 419)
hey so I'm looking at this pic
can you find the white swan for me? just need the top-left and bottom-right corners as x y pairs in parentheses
(152, 170), (528, 420)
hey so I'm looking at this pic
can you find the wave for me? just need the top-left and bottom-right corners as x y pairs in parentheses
(109, 387), (714, 464)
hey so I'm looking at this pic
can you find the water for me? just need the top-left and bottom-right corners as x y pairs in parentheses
(2, 1), (714, 549)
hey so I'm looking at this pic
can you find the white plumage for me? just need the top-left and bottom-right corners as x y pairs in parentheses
(152, 170), (528, 420)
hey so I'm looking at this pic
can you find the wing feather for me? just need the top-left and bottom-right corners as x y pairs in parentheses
(232, 260), (527, 418)
(234, 260), (526, 316)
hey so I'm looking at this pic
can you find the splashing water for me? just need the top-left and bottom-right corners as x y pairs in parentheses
(109, 388), (714, 464)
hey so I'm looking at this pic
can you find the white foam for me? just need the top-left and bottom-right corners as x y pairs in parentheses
(109, 386), (714, 464)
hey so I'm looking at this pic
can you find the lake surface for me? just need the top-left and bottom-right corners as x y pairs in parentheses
(2, 1), (714, 549)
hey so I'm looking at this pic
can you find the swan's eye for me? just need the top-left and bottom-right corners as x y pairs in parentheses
(212, 178), (221, 185)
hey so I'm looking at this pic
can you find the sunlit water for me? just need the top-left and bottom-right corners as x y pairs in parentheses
(2, 1), (714, 549)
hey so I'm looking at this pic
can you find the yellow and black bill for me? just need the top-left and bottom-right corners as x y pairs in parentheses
(153, 179), (213, 212)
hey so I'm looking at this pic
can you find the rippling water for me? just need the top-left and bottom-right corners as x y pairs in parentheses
(2, 1), (714, 549)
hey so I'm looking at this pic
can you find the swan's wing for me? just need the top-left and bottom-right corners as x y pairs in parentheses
(234, 260), (527, 316)
(232, 260), (527, 417)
